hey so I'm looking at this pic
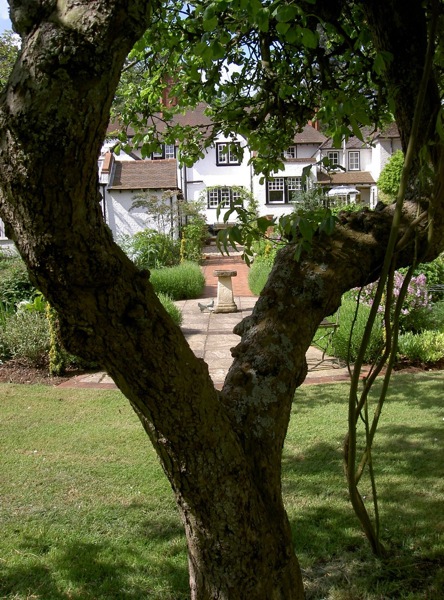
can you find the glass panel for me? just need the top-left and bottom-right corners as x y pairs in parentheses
(228, 145), (239, 164)
(217, 144), (228, 164)
(208, 190), (219, 208)
(348, 151), (360, 170)
(327, 151), (340, 166)
(283, 146), (296, 159)
(268, 178), (284, 191)
(287, 177), (302, 190)
(220, 188), (231, 207)
(165, 144), (175, 159)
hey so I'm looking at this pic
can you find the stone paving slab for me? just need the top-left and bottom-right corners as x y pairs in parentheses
(59, 296), (361, 391)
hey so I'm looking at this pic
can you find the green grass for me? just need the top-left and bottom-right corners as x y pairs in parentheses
(1, 373), (443, 599)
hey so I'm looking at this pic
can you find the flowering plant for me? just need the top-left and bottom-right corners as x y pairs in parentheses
(355, 271), (432, 332)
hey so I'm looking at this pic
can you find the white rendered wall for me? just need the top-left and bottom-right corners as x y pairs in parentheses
(104, 190), (177, 240)
(252, 163), (318, 219)
(181, 134), (253, 225)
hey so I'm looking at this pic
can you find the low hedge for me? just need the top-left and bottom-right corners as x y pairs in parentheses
(149, 261), (205, 300)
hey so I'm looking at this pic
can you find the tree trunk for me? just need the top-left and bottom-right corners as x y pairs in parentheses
(0, 1), (443, 599)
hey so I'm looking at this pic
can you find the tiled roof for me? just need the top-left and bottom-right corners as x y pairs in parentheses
(320, 136), (370, 150)
(317, 170), (375, 185)
(320, 122), (400, 150)
(375, 122), (400, 138)
(293, 124), (327, 144)
(107, 103), (213, 138)
(109, 160), (178, 190)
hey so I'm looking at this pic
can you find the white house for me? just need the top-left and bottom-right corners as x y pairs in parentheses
(0, 111), (402, 247)
(317, 123), (402, 208)
(99, 150), (180, 239)
(253, 124), (327, 219)
(99, 116), (400, 238)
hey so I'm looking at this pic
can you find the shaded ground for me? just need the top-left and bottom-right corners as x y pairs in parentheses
(1, 357), (443, 387)
(0, 359), (89, 386)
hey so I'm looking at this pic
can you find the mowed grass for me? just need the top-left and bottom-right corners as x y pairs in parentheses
(0, 372), (443, 599)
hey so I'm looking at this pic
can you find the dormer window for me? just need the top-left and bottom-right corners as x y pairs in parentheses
(327, 151), (341, 167)
(283, 146), (297, 159)
(151, 144), (176, 160)
(348, 151), (360, 171)
(216, 142), (241, 166)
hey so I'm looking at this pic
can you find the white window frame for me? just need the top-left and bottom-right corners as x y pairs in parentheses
(327, 151), (340, 167)
(216, 142), (241, 166)
(348, 151), (360, 171)
(207, 187), (244, 209)
(283, 146), (297, 159)
(208, 189), (220, 208)
(151, 144), (176, 160)
(0, 218), (5, 239)
(267, 177), (302, 204)
(165, 144), (176, 159)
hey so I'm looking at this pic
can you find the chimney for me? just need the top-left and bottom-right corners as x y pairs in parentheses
(161, 75), (177, 109)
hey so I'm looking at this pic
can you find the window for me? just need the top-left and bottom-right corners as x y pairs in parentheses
(152, 144), (176, 159)
(327, 151), (340, 167)
(207, 187), (244, 208)
(216, 142), (241, 166)
(267, 177), (302, 203)
(0, 218), (5, 239)
(348, 151), (360, 171)
(165, 144), (176, 159)
(283, 146), (297, 159)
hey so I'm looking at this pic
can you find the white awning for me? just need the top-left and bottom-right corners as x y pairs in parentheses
(327, 186), (360, 197)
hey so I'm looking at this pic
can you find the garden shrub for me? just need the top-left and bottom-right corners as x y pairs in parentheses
(248, 256), (273, 295)
(157, 292), (183, 326)
(119, 229), (180, 269)
(149, 261), (205, 300)
(402, 253), (444, 302)
(46, 304), (66, 376)
(0, 310), (50, 366)
(180, 216), (208, 263)
(328, 297), (384, 363)
(397, 331), (444, 363)
(0, 257), (36, 307)
(248, 244), (278, 295)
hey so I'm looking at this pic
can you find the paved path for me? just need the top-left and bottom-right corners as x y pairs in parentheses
(59, 247), (361, 390)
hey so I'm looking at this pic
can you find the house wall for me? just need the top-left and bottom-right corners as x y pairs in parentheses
(99, 127), (402, 239)
(253, 162), (318, 218)
(181, 134), (253, 225)
(104, 189), (178, 240)
(372, 138), (403, 181)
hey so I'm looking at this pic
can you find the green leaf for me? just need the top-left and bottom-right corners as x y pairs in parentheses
(300, 28), (318, 49)
(229, 226), (243, 246)
(276, 22), (291, 36)
(274, 5), (299, 23)
(298, 218), (314, 242)
(255, 8), (270, 32)
(203, 16), (219, 32)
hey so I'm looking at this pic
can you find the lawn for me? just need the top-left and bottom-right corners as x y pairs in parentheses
(0, 372), (443, 599)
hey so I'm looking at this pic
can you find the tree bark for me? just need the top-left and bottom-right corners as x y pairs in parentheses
(0, 1), (442, 599)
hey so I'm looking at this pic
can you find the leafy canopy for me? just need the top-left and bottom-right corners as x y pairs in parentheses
(0, 30), (20, 89)
(112, 0), (395, 175)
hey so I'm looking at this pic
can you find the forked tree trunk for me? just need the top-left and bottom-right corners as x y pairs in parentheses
(0, 1), (443, 599)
